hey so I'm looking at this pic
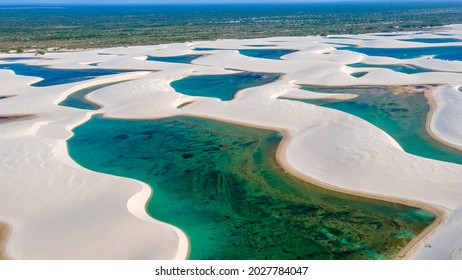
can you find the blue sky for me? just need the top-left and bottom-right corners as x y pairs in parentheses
(0, 0), (437, 4)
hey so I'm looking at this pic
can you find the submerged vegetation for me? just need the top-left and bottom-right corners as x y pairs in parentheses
(68, 115), (435, 259)
(1, 2), (462, 51)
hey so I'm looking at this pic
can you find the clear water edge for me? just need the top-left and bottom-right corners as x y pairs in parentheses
(61, 72), (441, 259)
(2, 40), (450, 260)
(58, 81), (130, 110)
(68, 114), (436, 260)
(284, 84), (462, 166)
(275, 134), (442, 260)
(424, 89), (462, 154)
(171, 72), (281, 101)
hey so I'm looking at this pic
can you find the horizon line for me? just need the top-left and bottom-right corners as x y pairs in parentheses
(1, 0), (462, 6)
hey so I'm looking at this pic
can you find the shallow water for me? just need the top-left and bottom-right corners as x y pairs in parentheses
(171, 72), (280, 101)
(350, 71), (368, 78)
(68, 115), (435, 260)
(238, 49), (296, 60)
(146, 54), (203, 64)
(59, 81), (126, 110)
(288, 85), (462, 165)
(194, 47), (230, 51)
(0, 57), (45, 62)
(193, 48), (296, 60)
(347, 62), (436, 74)
(434, 53), (462, 61)
(339, 45), (462, 61)
(400, 38), (462, 44)
(243, 44), (278, 47)
(0, 63), (132, 87)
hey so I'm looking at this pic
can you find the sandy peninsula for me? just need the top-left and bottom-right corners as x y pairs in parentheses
(1, 25), (462, 260)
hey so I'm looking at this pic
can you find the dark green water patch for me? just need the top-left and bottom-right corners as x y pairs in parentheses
(68, 115), (435, 259)
(350, 71), (368, 78)
(59, 81), (127, 110)
(170, 72), (280, 101)
(289, 85), (462, 165)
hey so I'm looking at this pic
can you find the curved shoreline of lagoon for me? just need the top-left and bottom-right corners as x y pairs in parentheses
(282, 84), (462, 166)
(68, 115), (436, 260)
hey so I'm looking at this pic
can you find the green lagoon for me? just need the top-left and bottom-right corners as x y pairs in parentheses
(286, 85), (462, 165)
(171, 72), (280, 101)
(68, 115), (435, 260)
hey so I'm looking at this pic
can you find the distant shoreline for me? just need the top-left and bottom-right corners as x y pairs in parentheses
(0, 25), (452, 55)
(1, 2), (461, 52)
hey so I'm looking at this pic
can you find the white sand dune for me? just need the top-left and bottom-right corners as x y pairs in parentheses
(1, 24), (462, 260)
(429, 86), (462, 151)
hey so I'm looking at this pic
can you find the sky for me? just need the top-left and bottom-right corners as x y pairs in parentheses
(0, 0), (441, 4)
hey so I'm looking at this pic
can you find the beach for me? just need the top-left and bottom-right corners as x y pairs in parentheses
(1, 24), (462, 259)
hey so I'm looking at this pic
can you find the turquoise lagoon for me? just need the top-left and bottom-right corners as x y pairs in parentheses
(2, 34), (448, 260)
(68, 115), (435, 260)
(147, 54), (203, 64)
(399, 38), (462, 44)
(193, 48), (296, 60)
(238, 49), (296, 60)
(340, 45), (462, 61)
(170, 72), (280, 101)
(285, 85), (462, 165)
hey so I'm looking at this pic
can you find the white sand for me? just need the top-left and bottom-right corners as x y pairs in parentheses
(428, 86), (462, 151)
(2, 24), (462, 260)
